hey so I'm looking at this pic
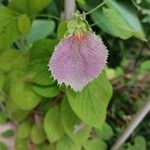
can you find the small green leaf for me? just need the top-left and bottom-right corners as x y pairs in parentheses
(57, 21), (68, 41)
(15, 138), (29, 150)
(127, 136), (146, 150)
(83, 139), (107, 150)
(97, 122), (114, 141)
(11, 110), (29, 122)
(18, 14), (30, 36)
(0, 49), (28, 72)
(139, 60), (150, 74)
(0, 5), (19, 49)
(0, 142), (7, 150)
(61, 97), (91, 144)
(36, 144), (55, 150)
(30, 124), (46, 144)
(1, 129), (15, 138)
(0, 70), (5, 91)
(31, 68), (54, 86)
(27, 19), (55, 44)
(31, 84), (59, 98)
(56, 135), (81, 150)
(16, 120), (32, 139)
(67, 71), (112, 128)
(9, 0), (52, 16)
(44, 106), (64, 143)
(28, 39), (57, 85)
(10, 71), (41, 111)
(0, 112), (7, 124)
(91, 11), (118, 36)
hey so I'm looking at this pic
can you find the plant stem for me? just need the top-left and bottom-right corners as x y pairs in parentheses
(64, 0), (76, 20)
(111, 98), (150, 150)
(85, 1), (105, 15)
(131, 0), (150, 15)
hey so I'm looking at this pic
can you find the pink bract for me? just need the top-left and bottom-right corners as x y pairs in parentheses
(49, 32), (108, 92)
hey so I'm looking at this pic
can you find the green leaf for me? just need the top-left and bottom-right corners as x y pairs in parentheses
(0, 142), (7, 150)
(83, 139), (107, 150)
(31, 84), (59, 98)
(18, 14), (30, 36)
(56, 135), (81, 150)
(103, 7), (133, 39)
(11, 111), (29, 122)
(127, 136), (146, 150)
(97, 122), (114, 141)
(27, 19), (55, 44)
(61, 97), (91, 144)
(28, 39), (57, 86)
(0, 5), (19, 49)
(10, 71), (41, 111)
(139, 60), (150, 74)
(104, 0), (146, 41)
(16, 120), (32, 139)
(0, 49), (28, 72)
(15, 138), (29, 150)
(67, 71), (112, 128)
(8, 0), (52, 16)
(29, 39), (56, 63)
(44, 106), (64, 143)
(30, 124), (47, 144)
(1, 129), (15, 138)
(36, 144), (55, 150)
(57, 21), (68, 41)
(31, 68), (54, 86)
(0, 112), (7, 124)
(0, 70), (5, 91)
(91, 11), (118, 36)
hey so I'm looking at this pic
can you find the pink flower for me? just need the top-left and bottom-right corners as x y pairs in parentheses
(49, 32), (108, 92)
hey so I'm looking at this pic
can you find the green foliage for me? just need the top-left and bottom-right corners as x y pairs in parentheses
(139, 60), (150, 74)
(30, 124), (47, 144)
(44, 106), (65, 142)
(67, 71), (112, 128)
(31, 84), (59, 97)
(83, 139), (107, 150)
(61, 97), (91, 144)
(0, 49), (28, 72)
(27, 19), (55, 44)
(0, 0), (149, 149)
(18, 14), (31, 36)
(10, 72), (41, 111)
(15, 138), (29, 150)
(0, 70), (5, 91)
(97, 122), (114, 141)
(8, 0), (52, 16)
(0, 112), (7, 124)
(78, 0), (146, 41)
(57, 21), (68, 40)
(104, 0), (146, 41)
(124, 136), (146, 150)
(56, 135), (81, 150)
(0, 142), (7, 150)
(0, 5), (19, 49)
(1, 129), (15, 138)
(16, 120), (32, 139)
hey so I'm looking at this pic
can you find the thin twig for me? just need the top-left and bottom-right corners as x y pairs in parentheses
(85, 1), (105, 15)
(111, 98), (150, 150)
(131, 0), (150, 15)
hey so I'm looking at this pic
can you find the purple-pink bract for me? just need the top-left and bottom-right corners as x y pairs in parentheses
(49, 32), (108, 92)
